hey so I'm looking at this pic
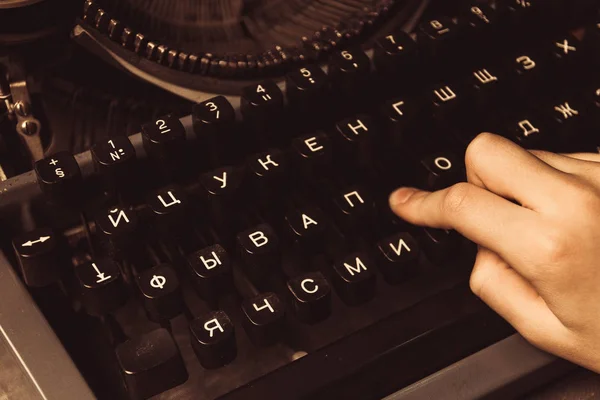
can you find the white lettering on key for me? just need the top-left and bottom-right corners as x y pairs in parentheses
(21, 236), (51, 247)
(204, 318), (224, 338)
(344, 191), (364, 208)
(554, 103), (579, 119)
(49, 159), (58, 166)
(253, 298), (275, 313)
(518, 120), (540, 137)
(213, 172), (227, 189)
(108, 208), (130, 228)
(434, 157), (452, 170)
(55, 168), (65, 178)
(249, 231), (269, 248)
(343, 257), (368, 276)
(258, 155), (279, 171)
(392, 100), (404, 116)
(157, 191), (181, 208)
(555, 39), (576, 54)
(304, 136), (324, 152)
(516, 55), (536, 70)
(473, 69), (497, 84)
(390, 238), (411, 256)
(200, 251), (222, 270)
(302, 214), (318, 229)
(301, 278), (318, 294)
(150, 275), (166, 289)
(347, 119), (369, 135)
(434, 86), (456, 102)
(91, 262), (112, 283)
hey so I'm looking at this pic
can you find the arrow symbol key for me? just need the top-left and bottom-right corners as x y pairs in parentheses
(13, 228), (67, 287)
(76, 259), (127, 316)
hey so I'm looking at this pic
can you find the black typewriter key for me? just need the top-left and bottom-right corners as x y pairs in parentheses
(380, 97), (420, 149)
(237, 224), (280, 280)
(334, 114), (376, 166)
(503, 112), (547, 149)
(285, 206), (328, 255)
(34, 152), (82, 206)
(373, 30), (418, 78)
(417, 17), (460, 61)
(200, 165), (246, 232)
(287, 272), (331, 324)
(241, 80), (284, 125)
(187, 245), (233, 302)
(13, 228), (67, 287)
(193, 96), (236, 164)
(543, 98), (587, 150)
(76, 258), (127, 316)
(376, 233), (420, 284)
(460, 4), (498, 33)
(468, 66), (504, 107)
(246, 149), (288, 198)
(285, 65), (329, 109)
(141, 114), (186, 166)
(328, 48), (371, 92)
(95, 207), (140, 253)
(549, 35), (581, 72)
(332, 187), (376, 233)
(421, 228), (461, 264)
(241, 292), (285, 346)
(146, 185), (188, 235)
(498, 0), (547, 28)
(137, 264), (184, 322)
(510, 52), (545, 93)
(91, 136), (136, 190)
(420, 153), (462, 190)
(430, 84), (464, 123)
(332, 252), (376, 306)
(291, 132), (333, 182)
(189, 310), (237, 369)
(116, 328), (188, 400)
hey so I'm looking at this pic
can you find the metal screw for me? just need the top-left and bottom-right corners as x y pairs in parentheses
(14, 101), (30, 117)
(20, 120), (38, 136)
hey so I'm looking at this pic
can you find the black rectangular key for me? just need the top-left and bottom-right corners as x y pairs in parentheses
(95, 206), (140, 255)
(189, 310), (237, 369)
(35, 152), (82, 206)
(13, 228), (68, 287)
(291, 132), (333, 184)
(192, 96), (236, 165)
(141, 115), (186, 169)
(241, 80), (284, 127)
(332, 186), (376, 233)
(285, 206), (329, 255)
(285, 65), (329, 110)
(137, 264), (183, 322)
(334, 114), (376, 167)
(76, 258), (127, 316)
(376, 233), (420, 284)
(187, 244), (233, 302)
(332, 252), (376, 306)
(421, 228), (461, 264)
(420, 153), (463, 190)
(116, 328), (188, 399)
(241, 292), (285, 346)
(237, 224), (281, 282)
(373, 30), (419, 80)
(146, 185), (188, 236)
(91, 136), (137, 193)
(287, 272), (331, 324)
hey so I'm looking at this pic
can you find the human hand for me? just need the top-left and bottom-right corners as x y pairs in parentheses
(389, 133), (600, 372)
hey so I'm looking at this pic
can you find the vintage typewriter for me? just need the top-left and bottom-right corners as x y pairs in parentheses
(0, 0), (597, 399)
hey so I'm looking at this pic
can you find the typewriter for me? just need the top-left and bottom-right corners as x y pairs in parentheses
(0, 0), (596, 399)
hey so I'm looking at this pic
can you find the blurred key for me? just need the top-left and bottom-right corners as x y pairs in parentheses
(241, 292), (285, 346)
(137, 264), (183, 322)
(376, 233), (420, 284)
(285, 65), (329, 110)
(76, 258), (127, 316)
(287, 272), (331, 324)
(189, 310), (237, 369)
(13, 228), (67, 287)
(116, 328), (188, 399)
(240, 80), (284, 127)
(332, 252), (376, 306)
(373, 30), (418, 79)
(421, 228), (460, 264)
(187, 245), (233, 302)
(141, 115), (186, 170)
(417, 17), (460, 65)
(328, 48), (371, 94)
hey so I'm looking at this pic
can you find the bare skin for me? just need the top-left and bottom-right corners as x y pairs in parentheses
(389, 132), (600, 373)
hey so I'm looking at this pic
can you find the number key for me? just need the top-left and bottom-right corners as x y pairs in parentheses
(141, 114), (186, 164)
(241, 80), (284, 124)
(328, 48), (371, 91)
(373, 30), (418, 77)
(285, 65), (329, 108)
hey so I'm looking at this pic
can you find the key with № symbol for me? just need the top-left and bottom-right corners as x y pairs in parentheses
(76, 258), (128, 315)
(13, 228), (68, 287)
(116, 328), (188, 399)
(35, 152), (82, 206)
(189, 310), (237, 369)
(137, 264), (184, 322)
(91, 136), (137, 194)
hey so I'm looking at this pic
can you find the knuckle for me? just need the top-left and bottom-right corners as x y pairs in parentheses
(442, 183), (471, 215)
(465, 132), (497, 168)
(534, 226), (570, 264)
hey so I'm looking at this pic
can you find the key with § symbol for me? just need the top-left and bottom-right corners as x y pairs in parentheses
(13, 228), (68, 287)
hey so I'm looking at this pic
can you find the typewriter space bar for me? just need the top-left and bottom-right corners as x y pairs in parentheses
(0, 250), (95, 400)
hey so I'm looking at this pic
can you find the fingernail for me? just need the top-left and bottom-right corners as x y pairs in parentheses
(389, 187), (417, 206)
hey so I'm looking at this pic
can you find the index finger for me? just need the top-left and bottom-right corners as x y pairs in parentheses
(389, 183), (541, 279)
